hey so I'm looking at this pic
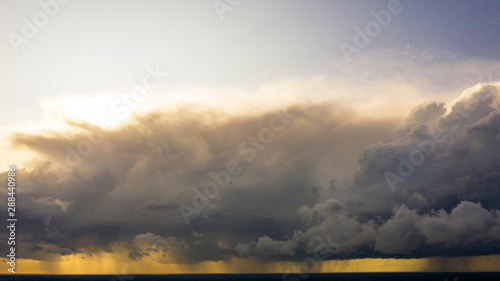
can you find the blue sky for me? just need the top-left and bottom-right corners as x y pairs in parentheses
(2, 0), (500, 113)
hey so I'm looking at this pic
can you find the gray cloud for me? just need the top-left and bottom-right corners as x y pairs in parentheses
(229, 83), (500, 260)
(2, 83), (500, 264)
(127, 232), (182, 261)
(46, 246), (74, 256)
(254, 236), (297, 256)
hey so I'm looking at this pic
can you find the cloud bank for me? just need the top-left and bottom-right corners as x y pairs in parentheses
(1, 83), (500, 265)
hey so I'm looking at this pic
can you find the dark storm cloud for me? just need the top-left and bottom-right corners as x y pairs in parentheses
(46, 246), (74, 256)
(2, 83), (500, 264)
(238, 83), (500, 259)
(126, 232), (183, 261)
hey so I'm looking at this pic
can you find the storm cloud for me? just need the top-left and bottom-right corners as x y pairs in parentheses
(2, 83), (500, 264)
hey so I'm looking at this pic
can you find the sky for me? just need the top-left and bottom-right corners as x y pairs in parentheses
(1, 0), (500, 275)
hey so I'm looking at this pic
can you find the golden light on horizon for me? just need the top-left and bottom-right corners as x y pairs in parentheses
(3, 255), (500, 275)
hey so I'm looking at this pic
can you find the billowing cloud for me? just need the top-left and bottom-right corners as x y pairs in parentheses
(245, 82), (500, 260)
(1, 82), (500, 266)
